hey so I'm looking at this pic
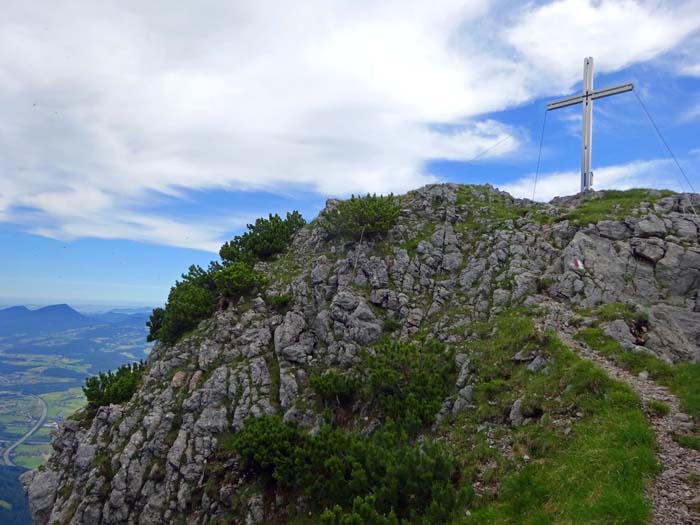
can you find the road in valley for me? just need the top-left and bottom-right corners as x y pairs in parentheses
(2, 394), (48, 466)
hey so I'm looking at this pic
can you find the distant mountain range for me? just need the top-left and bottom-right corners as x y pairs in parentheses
(0, 304), (151, 336)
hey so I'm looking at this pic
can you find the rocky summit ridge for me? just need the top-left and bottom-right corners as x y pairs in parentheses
(22, 184), (700, 524)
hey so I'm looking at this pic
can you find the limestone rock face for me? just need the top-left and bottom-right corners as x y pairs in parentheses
(646, 305), (700, 362)
(20, 469), (58, 525)
(25, 185), (700, 524)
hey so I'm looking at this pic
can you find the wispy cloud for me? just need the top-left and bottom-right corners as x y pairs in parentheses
(1, 0), (699, 249)
(680, 102), (700, 123)
(681, 64), (700, 77)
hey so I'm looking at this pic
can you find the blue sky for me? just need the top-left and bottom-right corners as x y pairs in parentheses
(1, 0), (699, 307)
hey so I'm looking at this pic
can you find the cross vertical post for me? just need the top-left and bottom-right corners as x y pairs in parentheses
(581, 57), (593, 193)
(546, 57), (634, 194)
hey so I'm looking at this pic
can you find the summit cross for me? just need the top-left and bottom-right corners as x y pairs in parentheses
(547, 57), (634, 193)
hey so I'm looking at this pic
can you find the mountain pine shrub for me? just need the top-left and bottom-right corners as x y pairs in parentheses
(224, 416), (468, 523)
(148, 211), (303, 344)
(362, 338), (456, 430)
(155, 281), (216, 344)
(83, 361), (145, 409)
(146, 307), (164, 342)
(212, 261), (266, 298)
(219, 211), (305, 264)
(319, 194), (400, 240)
(310, 370), (358, 406)
(177, 262), (223, 291)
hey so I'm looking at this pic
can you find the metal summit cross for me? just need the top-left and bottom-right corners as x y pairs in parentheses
(547, 57), (634, 193)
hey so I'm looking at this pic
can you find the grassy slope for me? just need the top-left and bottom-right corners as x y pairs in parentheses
(563, 189), (675, 226)
(575, 309), (700, 420)
(449, 309), (657, 524)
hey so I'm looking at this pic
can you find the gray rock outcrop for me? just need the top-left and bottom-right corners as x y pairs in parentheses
(24, 184), (700, 524)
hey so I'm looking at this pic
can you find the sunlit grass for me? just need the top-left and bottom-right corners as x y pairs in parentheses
(453, 309), (657, 524)
(576, 327), (700, 418)
(565, 188), (674, 226)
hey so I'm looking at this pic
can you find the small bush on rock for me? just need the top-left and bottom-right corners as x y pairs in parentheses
(225, 415), (301, 477)
(213, 261), (266, 298)
(266, 293), (292, 310)
(310, 371), (358, 406)
(226, 416), (468, 523)
(178, 262), (222, 292)
(220, 211), (305, 264)
(156, 282), (216, 344)
(319, 194), (400, 240)
(83, 361), (145, 409)
(362, 339), (456, 429)
(146, 307), (164, 343)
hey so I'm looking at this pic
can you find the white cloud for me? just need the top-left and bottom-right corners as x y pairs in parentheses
(502, 158), (687, 202)
(505, 0), (700, 93)
(681, 64), (700, 76)
(680, 103), (700, 123)
(1, 0), (698, 249)
(27, 209), (249, 253)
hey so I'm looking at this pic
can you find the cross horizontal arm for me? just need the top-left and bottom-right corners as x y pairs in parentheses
(547, 93), (585, 111)
(589, 82), (634, 101)
(547, 82), (634, 111)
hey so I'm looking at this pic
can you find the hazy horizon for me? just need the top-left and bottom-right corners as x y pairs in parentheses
(0, 298), (156, 313)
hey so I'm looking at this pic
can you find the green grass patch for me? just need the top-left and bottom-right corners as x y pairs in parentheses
(382, 318), (402, 333)
(2, 425), (29, 436)
(449, 309), (657, 525)
(595, 302), (647, 323)
(648, 400), (670, 417)
(455, 186), (531, 233)
(671, 433), (700, 451)
(564, 188), (674, 227)
(265, 354), (281, 409)
(266, 293), (292, 310)
(464, 388), (656, 524)
(398, 221), (434, 257)
(576, 327), (700, 418)
(685, 473), (700, 487)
